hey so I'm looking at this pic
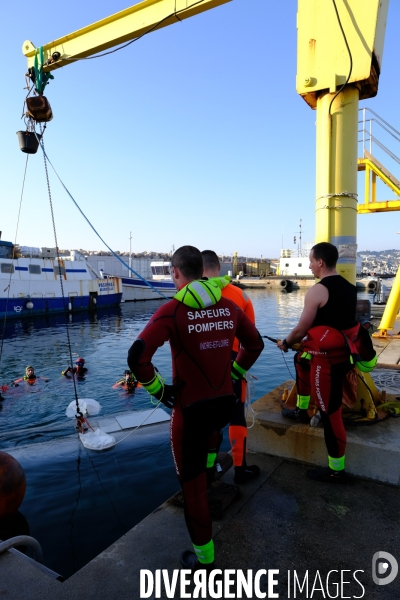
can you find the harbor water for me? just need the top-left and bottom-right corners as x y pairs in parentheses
(0, 288), (379, 578)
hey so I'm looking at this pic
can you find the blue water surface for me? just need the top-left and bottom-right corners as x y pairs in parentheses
(0, 289), (305, 447)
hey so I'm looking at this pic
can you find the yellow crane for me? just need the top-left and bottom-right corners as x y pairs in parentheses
(21, 0), (395, 416)
(22, 0), (390, 287)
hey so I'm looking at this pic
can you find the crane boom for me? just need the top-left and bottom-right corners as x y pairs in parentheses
(22, 0), (232, 72)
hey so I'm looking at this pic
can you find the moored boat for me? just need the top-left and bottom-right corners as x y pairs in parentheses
(119, 261), (175, 301)
(0, 241), (122, 318)
(85, 255), (175, 301)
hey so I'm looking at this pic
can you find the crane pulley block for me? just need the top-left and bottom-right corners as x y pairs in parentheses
(26, 96), (53, 123)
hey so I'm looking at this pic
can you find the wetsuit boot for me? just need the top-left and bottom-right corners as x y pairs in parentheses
(281, 407), (311, 423)
(307, 466), (349, 483)
(307, 455), (350, 483)
(206, 452), (233, 487)
(180, 540), (215, 572)
(282, 393), (311, 423)
(233, 439), (260, 484)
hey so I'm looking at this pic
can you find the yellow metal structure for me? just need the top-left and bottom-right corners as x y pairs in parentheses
(23, 0), (232, 71)
(233, 251), (238, 277)
(357, 150), (400, 213)
(284, 374), (384, 423)
(296, 0), (389, 109)
(374, 265), (400, 336)
(315, 87), (359, 284)
(297, 0), (390, 285)
(352, 370), (381, 420)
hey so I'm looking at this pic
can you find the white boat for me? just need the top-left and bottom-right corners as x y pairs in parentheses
(119, 262), (175, 301)
(86, 256), (175, 301)
(0, 241), (122, 319)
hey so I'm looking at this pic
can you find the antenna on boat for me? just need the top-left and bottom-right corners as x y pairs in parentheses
(129, 231), (132, 279)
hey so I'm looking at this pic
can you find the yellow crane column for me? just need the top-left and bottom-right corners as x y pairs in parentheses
(315, 86), (359, 284)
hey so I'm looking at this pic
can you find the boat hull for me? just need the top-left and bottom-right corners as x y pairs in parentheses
(0, 292), (122, 319)
(121, 277), (175, 301)
(0, 254), (122, 319)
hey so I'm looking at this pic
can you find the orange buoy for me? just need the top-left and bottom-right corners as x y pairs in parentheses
(0, 452), (26, 518)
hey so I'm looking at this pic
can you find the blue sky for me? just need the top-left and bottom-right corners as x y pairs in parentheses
(2, 0), (400, 258)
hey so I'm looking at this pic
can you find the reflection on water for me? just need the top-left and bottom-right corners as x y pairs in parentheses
(7, 425), (178, 578)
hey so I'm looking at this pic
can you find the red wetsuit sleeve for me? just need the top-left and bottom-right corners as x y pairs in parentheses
(234, 307), (264, 372)
(132, 302), (175, 385)
(244, 294), (255, 324)
(222, 285), (255, 353)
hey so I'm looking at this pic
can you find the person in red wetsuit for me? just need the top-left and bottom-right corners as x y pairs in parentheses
(202, 250), (260, 484)
(278, 242), (358, 483)
(127, 245), (264, 570)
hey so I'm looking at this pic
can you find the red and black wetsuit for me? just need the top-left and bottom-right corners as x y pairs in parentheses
(128, 294), (263, 547)
(295, 275), (357, 464)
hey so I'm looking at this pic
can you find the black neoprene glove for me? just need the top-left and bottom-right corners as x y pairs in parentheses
(153, 382), (185, 409)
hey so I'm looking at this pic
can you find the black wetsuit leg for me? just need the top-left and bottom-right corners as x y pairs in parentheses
(171, 395), (236, 546)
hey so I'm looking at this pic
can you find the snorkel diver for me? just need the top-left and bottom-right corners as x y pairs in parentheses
(62, 358), (87, 379)
(112, 370), (140, 391)
(14, 366), (49, 386)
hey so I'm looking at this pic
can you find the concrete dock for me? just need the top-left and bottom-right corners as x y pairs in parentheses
(374, 335), (400, 369)
(232, 276), (314, 290)
(1, 452), (399, 599)
(1, 375), (400, 599)
(2, 335), (400, 598)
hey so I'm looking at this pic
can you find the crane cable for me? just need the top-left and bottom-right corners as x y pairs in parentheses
(60, 0), (210, 62)
(0, 155), (29, 393)
(329, 0), (353, 116)
(39, 124), (82, 423)
(34, 133), (169, 300)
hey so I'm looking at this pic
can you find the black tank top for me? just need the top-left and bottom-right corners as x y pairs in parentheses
(312, 275), (357, 330)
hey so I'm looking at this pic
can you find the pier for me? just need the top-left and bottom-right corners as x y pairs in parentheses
(1, 353), (400, 597)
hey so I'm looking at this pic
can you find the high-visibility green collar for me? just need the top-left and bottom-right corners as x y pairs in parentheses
(209, 275), (231, 288)
(174, 278), (225, 308)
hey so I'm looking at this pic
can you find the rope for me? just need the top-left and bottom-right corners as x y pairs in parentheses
(39, 125), (81, 418)
(34, 134), (169, 300)
(68, 451), (82, 573)
(114, 403), (164, 446)
(280, 349), (296, 380)
(0, 155), (29, 374)
(371, 369), (400, 393)
(244, 374), (256, 430)
(316, 192), (358, 202)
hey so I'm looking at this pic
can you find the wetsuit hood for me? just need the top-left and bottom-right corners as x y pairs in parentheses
(174, 277), (229, 308)
(24, 366), (36, 380)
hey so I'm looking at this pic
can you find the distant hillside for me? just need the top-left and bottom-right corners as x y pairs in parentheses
(357, 249), (400, 274)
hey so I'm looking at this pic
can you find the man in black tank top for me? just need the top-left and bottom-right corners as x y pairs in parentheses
(278, 243), (357, 483)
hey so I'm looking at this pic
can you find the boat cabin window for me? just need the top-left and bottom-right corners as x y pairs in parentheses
(298, 263), (302, 267)
(29, 265), (42, 275)
(54, 266), (66, 276)
(151, 265), (171, 275)
(0, 244), (13, 259)
(1, 263), (14, 274)
(285, 263), (289, 267)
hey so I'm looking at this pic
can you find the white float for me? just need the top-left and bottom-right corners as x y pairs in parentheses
(79, 428), (116, 450)
(65, 398), (101, 418)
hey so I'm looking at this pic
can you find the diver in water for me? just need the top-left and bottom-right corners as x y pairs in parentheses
(112, 370), (140, 391)
(14, 366), (49, 386)
(62, 358), (88, 379)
